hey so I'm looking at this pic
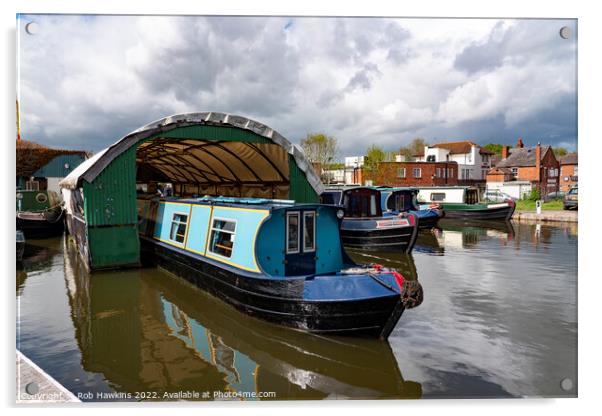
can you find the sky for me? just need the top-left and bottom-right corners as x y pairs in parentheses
(17, 15), (577, 157)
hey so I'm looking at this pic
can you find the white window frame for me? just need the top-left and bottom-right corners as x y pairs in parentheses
(169, 212), (189, 244)
(303, 211), (316, 253)
(286, 211), (300, 254)
(413, 168), (422, 178)
(208, 217), (237, 259)
(511, 167), (518, 178)
(397, 168), (406, 178)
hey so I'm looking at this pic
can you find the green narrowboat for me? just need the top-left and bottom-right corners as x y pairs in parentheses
(415, 186), (515, 220)
(16, 189), (64, 238)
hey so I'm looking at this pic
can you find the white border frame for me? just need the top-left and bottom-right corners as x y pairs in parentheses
(207, 216), (237, 259)
(302, 211), (316, 253)
(285, 211), (300, 254)
(168, 211), (189, 244)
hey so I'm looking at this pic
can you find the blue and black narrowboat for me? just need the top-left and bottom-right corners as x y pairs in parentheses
(321, 187), (419, 252)
(137, 195), (422, 340)
(16, 189), (65, 238)
(378, 186), (443, 229)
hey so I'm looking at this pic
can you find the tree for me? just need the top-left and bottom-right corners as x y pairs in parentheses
(553, 147), (568, 157)
(300, 133), (338, 171)
(483, 143), (504, 156)
(365, 144), (386, 173)
(399, 137), (427, 160)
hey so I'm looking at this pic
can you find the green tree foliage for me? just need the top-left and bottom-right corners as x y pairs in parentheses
(300, 133), (339, 170)
(365, 144), (386, 173)
(553, 147), (568, 157)
(483, 143), (504, 156)
(399, 137), (427, 160)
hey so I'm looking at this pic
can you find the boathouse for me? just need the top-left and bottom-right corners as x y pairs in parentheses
(59, 112), (323, 270)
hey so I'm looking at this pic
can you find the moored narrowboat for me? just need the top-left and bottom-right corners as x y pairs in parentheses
(16, 189), (65, 238)
(16, 230), (25, 261)
(137, 195), (422, 339)
(321, 187), (419, 253)
(378, 186), (443, 229)
(415, 186), (515, 220)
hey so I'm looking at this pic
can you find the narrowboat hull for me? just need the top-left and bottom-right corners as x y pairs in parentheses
(141, 237), (416, 339)
(340, 214), (418, 253)
(440, 202), (515, 220)
(411, 209), (443, 229)
(16, 208), (65, 238)
(16, 230), (25, 261)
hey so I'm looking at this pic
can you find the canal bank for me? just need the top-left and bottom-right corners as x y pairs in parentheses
(17, 350), (80, 403)
(513, 210), (578, 223)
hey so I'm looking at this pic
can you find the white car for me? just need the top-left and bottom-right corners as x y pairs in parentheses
(483, 190), (516, 202)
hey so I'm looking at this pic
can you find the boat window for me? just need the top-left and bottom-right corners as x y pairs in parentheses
(343, 189), (382, 218)
(430, 193), (446, 202)
(286, 212), (300, 254)
(36, 193), (48, 204)
(169, 213), (188, 244)
(320, 191), (340, 205)
(466, 189), (479, 204)
(209, 218), (237, 258)
(303, 211), (316, 252)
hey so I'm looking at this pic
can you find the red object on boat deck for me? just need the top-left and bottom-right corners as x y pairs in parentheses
(391, 270), (405, 292)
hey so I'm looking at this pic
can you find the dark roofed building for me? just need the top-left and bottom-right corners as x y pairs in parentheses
(559, 153), (578, 192)
(16, 140), (88, 193)
(486, 139), (560, 197)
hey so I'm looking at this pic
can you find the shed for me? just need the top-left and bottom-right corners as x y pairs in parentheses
(60, 112), (323, 270)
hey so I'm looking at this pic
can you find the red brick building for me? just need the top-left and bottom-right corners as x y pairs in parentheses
(491, 139), (560, 196)
(365, 161), (458, 187)
(559, 153), (578, 192)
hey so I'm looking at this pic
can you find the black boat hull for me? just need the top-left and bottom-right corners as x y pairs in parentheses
(16, 209), (65, 238)
(141, 237), (406, 338)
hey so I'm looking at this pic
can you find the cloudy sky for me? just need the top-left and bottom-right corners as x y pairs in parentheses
(17, 15), (577, 157)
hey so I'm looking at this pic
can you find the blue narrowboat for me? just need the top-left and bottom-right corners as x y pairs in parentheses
(378, 186), (444, 229)
(321, 187), (419, 252)
(137, 195), (422, 340)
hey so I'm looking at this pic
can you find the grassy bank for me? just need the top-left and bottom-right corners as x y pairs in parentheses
(515, 199), (564, 211)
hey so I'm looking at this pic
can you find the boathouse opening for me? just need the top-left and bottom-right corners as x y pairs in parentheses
(60, 112), (324, 270)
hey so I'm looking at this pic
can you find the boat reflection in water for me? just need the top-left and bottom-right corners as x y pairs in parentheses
(434, 219), (516, 250)
(62, 239), (422, 401)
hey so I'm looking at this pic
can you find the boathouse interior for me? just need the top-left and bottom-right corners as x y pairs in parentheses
(135, 137), (291, 199)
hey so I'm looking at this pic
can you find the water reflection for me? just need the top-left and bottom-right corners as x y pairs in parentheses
(61, 238), (421, 401)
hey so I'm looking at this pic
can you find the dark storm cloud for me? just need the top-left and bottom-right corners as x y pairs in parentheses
(18, 16), (576, 156)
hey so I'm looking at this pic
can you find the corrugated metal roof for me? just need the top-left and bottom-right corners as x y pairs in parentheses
(60, 112), (324, 197)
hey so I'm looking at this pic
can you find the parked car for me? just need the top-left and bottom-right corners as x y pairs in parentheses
(483, 190), (517, 203)
(563, 186), (578, 210)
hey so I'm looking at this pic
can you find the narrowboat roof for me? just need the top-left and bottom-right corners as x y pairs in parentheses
(161, 195), (298, 210)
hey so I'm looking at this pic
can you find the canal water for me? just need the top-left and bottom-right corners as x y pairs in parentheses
(16, 220), (577, 401)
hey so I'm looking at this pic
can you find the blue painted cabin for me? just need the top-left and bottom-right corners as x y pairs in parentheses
(137, 195), (423, 339)
(377, 186), (443, 229)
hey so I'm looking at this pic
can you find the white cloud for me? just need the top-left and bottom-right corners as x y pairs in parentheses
(17, 15), (577, 155)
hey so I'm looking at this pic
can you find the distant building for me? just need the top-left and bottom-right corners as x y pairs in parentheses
(16, 140), (88, 193)
(559, 153), (578, 192)
(414, 140), (494, 183)
(343, 156), (364, 184)
(366, 161), (458, 187)
(488, 139), (559, 197)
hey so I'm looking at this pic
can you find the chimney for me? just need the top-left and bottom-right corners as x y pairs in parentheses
(516, 137), (524, 148)
(535, 142), (541, 182)
(502, 146), (509, 160)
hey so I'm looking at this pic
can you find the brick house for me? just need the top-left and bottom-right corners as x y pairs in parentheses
(559, 153), (578, 192)
(365, 161), (458, 187)
(491, 139), (560, 197)
(414, 140), (494, 182)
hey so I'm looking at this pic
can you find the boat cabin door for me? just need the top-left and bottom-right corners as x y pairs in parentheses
(284, 209), (317, 276)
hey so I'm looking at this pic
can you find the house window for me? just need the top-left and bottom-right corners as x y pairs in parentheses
(574, 166), (578, 176)
(209, 218), (237, 258)
(511, 167), (518, 178)
(431, 193), (446, 202)
(413, 168), (422, 178)
(303, 211), (316, 252)
(448, 168), (454, 178)
(397, 168), (406, 178)
(426, 155), (436, 162)
(286, 212), (300, 254)
(169, 213), (188, 244)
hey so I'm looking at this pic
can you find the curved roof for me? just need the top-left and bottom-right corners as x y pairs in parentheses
(60, 112), (324, 196)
